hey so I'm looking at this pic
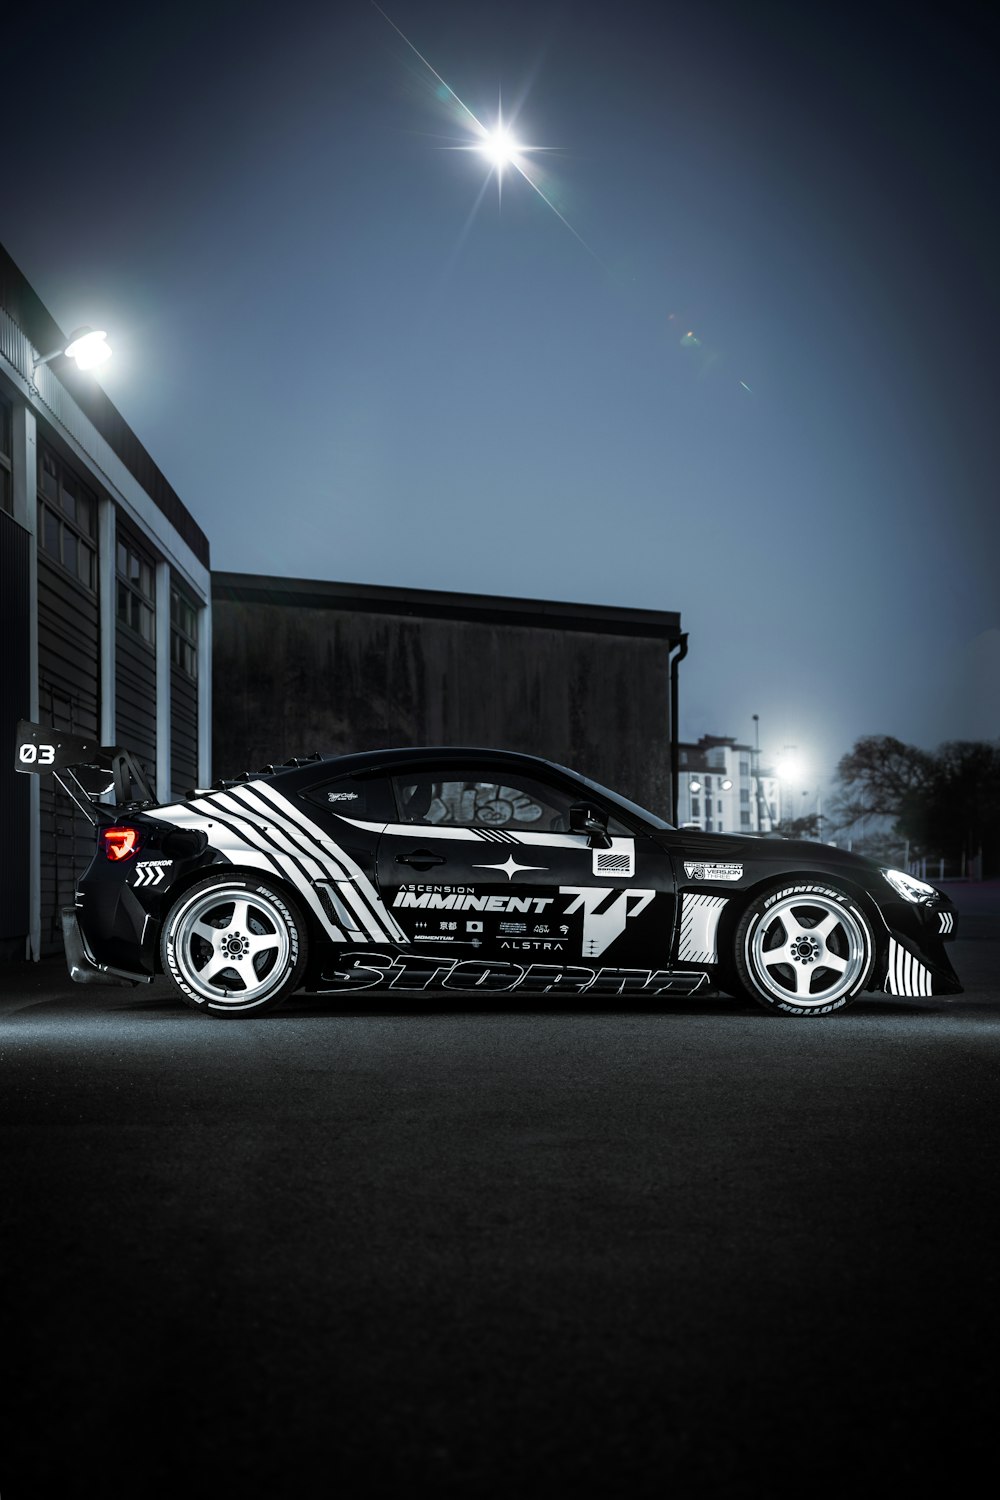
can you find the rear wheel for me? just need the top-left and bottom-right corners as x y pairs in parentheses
(161, 874), (307, 1015)
(732, 883), (874, 1016)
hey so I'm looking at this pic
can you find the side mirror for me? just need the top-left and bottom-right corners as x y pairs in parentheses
(569, 801), (612, 850)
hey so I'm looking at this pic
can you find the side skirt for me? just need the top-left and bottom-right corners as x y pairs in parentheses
(312, 950), (711, 997)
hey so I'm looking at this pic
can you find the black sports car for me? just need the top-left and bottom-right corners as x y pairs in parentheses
(17, 721), (962, 1018)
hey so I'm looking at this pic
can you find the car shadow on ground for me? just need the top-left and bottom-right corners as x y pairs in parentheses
(1, 962), (980, 1024)
(91, 988), (938, 1023)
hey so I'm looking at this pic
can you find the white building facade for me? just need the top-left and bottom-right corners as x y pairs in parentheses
(674, 735), (779, 835)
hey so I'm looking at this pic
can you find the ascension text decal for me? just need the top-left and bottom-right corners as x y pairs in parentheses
(393, 884), (656, 958)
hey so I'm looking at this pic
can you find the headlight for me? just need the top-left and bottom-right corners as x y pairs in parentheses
(882, 868), (937, 904)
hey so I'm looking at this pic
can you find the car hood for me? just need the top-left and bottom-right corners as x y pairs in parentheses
(656, 827), (887, 880)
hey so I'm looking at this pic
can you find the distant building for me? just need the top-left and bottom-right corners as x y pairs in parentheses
(0, 243), (210, 957)
(211, 573), (686, 823)
(674, 734), (779, 835)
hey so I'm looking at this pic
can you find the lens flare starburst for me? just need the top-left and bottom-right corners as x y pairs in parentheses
(371, 2), (602, 263)
(477, 123), (521, 172)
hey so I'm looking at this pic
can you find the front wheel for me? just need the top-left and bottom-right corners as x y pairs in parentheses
(161, 875), (308, 1016)
(731, 883), (875, 1016)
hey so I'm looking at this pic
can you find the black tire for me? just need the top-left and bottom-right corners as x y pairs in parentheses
(160, 874), (308, 1016)
(731, 882), (875, 1016)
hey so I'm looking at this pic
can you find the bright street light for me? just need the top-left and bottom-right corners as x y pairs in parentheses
(33, 325), (112, 372)
(775, 750), (804, 782)
(64, 328), (112, 369)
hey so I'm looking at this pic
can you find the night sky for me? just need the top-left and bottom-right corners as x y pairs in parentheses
(4, 0), (997, 789)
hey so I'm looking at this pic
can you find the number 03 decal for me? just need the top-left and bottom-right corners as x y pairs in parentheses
(19, 744), (56, 764)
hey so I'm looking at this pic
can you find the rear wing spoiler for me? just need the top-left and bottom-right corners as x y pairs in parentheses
(14, 719), (157, 826)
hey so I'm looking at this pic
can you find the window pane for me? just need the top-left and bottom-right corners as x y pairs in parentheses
(42, 506), (60, 558)
(117, 580), (128, 621)
(117, 542), (127, 575)
(63, 529), (78, 576)
(61, 471), (77, 523)
(41, 451), (59, 498)
(76, 491), (95, 538)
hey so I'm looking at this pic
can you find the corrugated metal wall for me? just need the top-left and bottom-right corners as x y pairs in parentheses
(0, 510), (31, 950)
(114, 520), (157, 792)
(37, 550), (100, 955)
(170, 666), (199, 796)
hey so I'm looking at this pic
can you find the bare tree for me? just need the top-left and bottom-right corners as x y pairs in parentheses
(830, 734), (1000, 874)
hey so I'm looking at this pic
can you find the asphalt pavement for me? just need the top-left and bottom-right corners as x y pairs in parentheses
(1, 882), (998, 1497)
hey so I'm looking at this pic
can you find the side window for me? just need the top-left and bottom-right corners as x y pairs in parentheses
(392, 769), (630, 835)
(305, 773), (395, 823)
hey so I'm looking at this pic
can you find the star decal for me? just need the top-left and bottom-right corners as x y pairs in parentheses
(473, 856), (549, 881)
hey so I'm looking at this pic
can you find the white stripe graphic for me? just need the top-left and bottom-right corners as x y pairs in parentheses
(193, 785), (378, 937)
(210, 790), (334, 880)
(155, 801), (348, 943)
(886, 938), (932, 996)
(249, 783), (409, 943)
(224, 789), (391, 944)
(678, 894), (727, 964)
(338, 816), (591, 851)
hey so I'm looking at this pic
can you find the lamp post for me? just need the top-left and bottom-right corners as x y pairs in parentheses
(751, 714), (770, 833)
(32, 326), (112, 372)
(775, 745), (801, 826)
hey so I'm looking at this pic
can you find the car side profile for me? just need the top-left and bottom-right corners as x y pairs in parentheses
(16, 722), (962, 1018)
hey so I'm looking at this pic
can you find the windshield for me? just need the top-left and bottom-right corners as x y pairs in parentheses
(554, 764), (674, 831)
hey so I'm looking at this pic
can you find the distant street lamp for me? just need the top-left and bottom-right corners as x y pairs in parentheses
(33, 325), (112, 372)
(775, 745), (804, 825)
(775, 746), (804, 783)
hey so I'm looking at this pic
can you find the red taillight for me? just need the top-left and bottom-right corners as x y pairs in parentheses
(101, 826), (140, 862)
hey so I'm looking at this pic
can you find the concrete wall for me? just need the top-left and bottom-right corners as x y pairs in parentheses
(212, 588), (678, 819)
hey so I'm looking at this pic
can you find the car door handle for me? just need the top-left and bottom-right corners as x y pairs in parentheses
(395, 848), (447, 870)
